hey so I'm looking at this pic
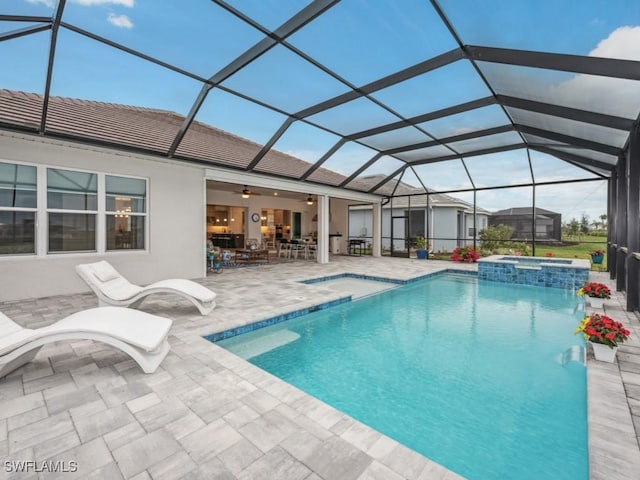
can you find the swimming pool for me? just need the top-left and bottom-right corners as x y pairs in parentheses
(215, 274), (587, 479)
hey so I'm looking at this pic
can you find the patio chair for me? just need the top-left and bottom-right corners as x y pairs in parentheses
(290, 239), (307, 259)
(277, 239), (291, 258)
(0, 306), (172, 378)
(76, 261), (216, 315)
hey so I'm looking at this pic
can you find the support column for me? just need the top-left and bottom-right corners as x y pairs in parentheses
(625, 123), (640, 311)
(531, 184), (536, 257)
(426, 194), (431, 245)
(317, 194), (329, 264)
(372, 202), (381, 257)
(473, 190), (477, 251)
(609, 170), (617, 279)
(615, 155), (627, 292)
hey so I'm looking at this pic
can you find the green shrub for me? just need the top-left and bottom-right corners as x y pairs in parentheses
(479, 224), (514, 251)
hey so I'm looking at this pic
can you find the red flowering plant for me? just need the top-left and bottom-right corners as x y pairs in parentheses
(451, 246), (480, 263)
(575, 313), (630, 348)
(590, 249), (605, 256)
(576, 281), (611, 299)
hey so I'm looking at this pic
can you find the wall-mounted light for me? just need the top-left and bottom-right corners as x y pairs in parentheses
(306, 194), (314, 205)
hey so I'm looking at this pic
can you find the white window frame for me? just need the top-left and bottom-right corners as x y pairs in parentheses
(0, 159), (148, 258)
(0, 161), (38, 256)
(45, 167), (99, 254)
(104, 174), (148, 252)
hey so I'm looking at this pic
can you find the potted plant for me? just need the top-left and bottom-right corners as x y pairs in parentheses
(575, 312), (630, 362)
(451, 246), (480, 263)
(415, 236), (429, 260)
(576, 281), (611, 308)
(590, 249), (605, 266)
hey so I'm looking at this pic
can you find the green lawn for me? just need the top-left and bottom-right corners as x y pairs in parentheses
(429, 235), (608, 270)
(530, 235), (605, 259)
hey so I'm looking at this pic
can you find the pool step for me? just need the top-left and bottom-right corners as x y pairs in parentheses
(230, 329), (301, 359)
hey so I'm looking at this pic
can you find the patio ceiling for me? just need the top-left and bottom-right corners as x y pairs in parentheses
(1, 0), (639, 197)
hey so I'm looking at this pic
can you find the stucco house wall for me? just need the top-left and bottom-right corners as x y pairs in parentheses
(0, 133), (205, 302)
(432, 207), (458, 252)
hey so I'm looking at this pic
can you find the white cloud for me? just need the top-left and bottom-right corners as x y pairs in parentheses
(589, 26), (640, 61)
(548, 26), (640, 118)
(70, 0), (134, 7)
(26, 0), (55, 7)
(452, 127), (475, 136)
(107, 13), (133, 29)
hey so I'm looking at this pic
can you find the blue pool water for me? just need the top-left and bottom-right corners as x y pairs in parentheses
(216, 274), (587, 480)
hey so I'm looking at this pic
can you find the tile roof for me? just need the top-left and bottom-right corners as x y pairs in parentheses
(492, 207), (560, 216)
(0, 89), (372, 191)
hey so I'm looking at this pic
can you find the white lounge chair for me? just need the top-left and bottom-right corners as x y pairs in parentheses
(76, 261), (216, 315)
(0, 306), (172, 378)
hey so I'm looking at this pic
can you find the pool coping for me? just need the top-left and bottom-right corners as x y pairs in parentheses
(584, 291), (640, 479)
(205, 296), (352, 342)
(300, 268), (476, 286)
(478, 254), (591, 270)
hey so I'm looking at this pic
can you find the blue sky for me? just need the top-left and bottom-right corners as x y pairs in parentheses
(3, 0), (639, 223)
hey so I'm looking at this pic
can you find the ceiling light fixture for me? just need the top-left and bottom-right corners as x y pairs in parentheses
(242, 185), (250, 198)
(306, 195), (314, 205)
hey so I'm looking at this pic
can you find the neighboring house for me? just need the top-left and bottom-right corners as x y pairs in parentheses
(348, 176), (491, 253)
(489, 207), (562, 241)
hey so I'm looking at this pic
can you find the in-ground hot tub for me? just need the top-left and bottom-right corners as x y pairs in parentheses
(478, 255), (590, 289)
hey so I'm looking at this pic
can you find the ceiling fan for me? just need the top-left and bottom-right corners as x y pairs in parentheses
(235, 185), (261, 198)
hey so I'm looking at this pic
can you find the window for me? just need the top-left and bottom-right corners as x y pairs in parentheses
(406, 209), (425, 238)
(0, 163), (148, 257)
(0, 162), (37, 254)
(105, 175), (146, 250)
(47, 168), (97, 252)
(468, 227), (476, 237)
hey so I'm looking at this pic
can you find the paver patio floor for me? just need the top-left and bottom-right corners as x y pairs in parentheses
(1, 256), (638, 479)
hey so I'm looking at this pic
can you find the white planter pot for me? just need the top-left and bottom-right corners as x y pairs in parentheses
(587, 297), (605, 309)
(590, 341), (618, 363)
